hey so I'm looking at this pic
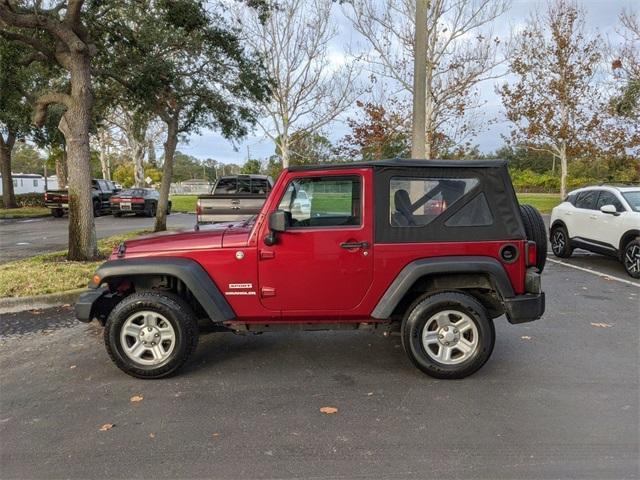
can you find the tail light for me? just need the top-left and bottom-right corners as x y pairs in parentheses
(44, 192), (48, 201)
(526, 241), (537, 267)
(131, 197), (144, 204)
(196, 200), (202, 216)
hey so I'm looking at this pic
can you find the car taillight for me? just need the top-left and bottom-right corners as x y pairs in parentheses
(132, 197), (144, 204)
(526, 241), (537, 267)
(196, 200), (202, 215)
(44, 192), (48, 201)
(111, 197), (120, 203)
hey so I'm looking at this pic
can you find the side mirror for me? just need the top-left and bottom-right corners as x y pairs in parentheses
(264, 210), (287, 246)
(600, 204), (619, 216)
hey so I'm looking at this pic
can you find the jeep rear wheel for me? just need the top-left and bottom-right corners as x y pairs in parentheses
(104, 292), (199, 379)
(520, 204), (547, 272)
(401, 292), (495, 379)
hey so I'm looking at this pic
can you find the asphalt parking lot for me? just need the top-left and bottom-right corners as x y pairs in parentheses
(1, 260), (638, 479)
(0, 213), (197, 263)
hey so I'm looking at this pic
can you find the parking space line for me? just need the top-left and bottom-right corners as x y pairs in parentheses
(547, 257), (640, 288)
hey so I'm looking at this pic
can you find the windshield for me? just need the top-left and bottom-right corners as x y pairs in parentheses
(622, 191), (640, 212)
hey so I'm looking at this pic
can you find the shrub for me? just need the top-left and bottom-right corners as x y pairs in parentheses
(0, 192), (45, 208)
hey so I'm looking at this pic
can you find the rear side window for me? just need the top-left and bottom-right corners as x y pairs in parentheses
(389, 177), (478, 227)
(278, 176), (361, 228)
(574, 190), (598, 209)
(595, 191), (624, 212)
(251, 178), (269, 195)
(214, 178), (237, 194)
(445, 193), (493, 227)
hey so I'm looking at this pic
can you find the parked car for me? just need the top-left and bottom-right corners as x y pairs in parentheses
(550, 184), (640, 278)
(196, 174), (273, 224)
(76, 159), (546, 379)
(45, 179), (119, 217)
(110, 188), (171, 218)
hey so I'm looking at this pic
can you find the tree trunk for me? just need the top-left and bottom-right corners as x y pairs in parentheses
(62, 54), (97, 261)
(147, 139), (157, 167)
(411, 0), (428, 159)
(56, 146), (68, 188)
(98, 131), (111, 180)
(132, 141), (145, 187)
(0, 131), (17, 209)
(280, 131), (290, 169)
(154, 116), (179, 232)
(559, 143), (567, 199)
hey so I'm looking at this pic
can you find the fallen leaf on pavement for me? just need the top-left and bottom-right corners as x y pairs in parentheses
(590, 322), (612, 328)
(149, 433), (155, 439)
(320, 407), (338, 414)
(99, 423), (114, 431)
(212, 433), (220, 437)
(69, 365), (77, 369)
(367, 392), (374, 396)
(521, 336), (532, 340)
(130, 395), (144, 403)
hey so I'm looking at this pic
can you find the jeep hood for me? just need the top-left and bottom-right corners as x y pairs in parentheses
(114, 222), (252, 258)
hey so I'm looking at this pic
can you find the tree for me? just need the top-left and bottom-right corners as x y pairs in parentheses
(499, 0), (604, 198)
(96, 0), (269, 231)
(276, 131), (333, 165)
(611, 9), (640, 117)
(241, 158), (262, 174)
(0, 0), (98, 260)
(344, 0), (509, 158)
(237, 0), (360, 168)
(0, 37), (40, 208)
(338, 101), (410, 161)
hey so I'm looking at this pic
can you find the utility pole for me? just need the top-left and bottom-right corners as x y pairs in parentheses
(411, 0), (428, 159)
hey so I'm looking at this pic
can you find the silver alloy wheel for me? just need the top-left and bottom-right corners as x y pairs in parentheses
(624, 244), (640, 274)
(551, 229), (566, 254)
(421, 310), (479, 365)
(120, 311), (176, 366)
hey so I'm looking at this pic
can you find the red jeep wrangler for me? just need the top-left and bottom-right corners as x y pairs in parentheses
(76, 160), (546, 379)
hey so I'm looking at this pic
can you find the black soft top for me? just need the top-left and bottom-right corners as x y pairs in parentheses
(287, 159), (507, 172)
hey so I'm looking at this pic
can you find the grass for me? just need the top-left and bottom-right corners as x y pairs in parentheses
(0, 207), (50, 219)
(516, 193), (561, 213)
(0, 230), (149, 298)
(170, 195), (197, 213)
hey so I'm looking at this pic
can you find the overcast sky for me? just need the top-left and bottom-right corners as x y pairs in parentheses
(180, 0), (637, 164)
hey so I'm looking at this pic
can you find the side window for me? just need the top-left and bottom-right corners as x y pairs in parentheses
(595, 191), (624, 212)
(251, 178), (269, 195)
(445, 193), (493, 227)
(277, 176), (361, 228)
(575, 190), (599, 210)
(389, 177), (478, 227)
(214, 178), (237, 194)
(33, 179), (38, 187)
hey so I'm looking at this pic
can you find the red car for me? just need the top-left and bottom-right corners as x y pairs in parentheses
(76, 160), (546, 379)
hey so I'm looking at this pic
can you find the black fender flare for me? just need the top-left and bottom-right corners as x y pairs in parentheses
(89, 257), (235, 322)
(371, 256), (515, 319)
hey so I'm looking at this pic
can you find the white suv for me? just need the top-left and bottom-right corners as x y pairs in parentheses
(550, 185), (640, 278)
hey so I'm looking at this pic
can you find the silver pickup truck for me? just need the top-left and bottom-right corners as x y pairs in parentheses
(196, 174), (273, 224)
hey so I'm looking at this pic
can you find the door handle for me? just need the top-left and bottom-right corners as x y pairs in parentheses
(340, 241), (370, 249)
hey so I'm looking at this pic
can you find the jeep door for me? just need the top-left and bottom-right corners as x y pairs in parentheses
(258, 169), (373, 313)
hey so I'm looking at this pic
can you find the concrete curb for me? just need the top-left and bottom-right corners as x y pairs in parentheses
(0, 288), (85, 314)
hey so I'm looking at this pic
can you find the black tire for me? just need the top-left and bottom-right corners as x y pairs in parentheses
(93, 200), (101, 217)
(622, 238), (640, 279)
(51, 208), (64, 218)
(104, 292), (199, 379)
(550, 224), (573, 258)
(519, 204), (547, 272)
(113, 211), (123, 218)
(146, 202), (156, 218)
(166, 202), (171, 215)
(401, 291), (495, 379)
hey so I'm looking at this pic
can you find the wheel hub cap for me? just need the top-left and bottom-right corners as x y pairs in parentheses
(120, 311), (176, 366)
(421, 310), (479, 365)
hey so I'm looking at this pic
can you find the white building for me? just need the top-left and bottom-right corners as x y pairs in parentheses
(0, 174), (59, 195)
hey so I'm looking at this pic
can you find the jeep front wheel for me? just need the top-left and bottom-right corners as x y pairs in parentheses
(401, 292), (495, 379)
(104, 292), (199, 379)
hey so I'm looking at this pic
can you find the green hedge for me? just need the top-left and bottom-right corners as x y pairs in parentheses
(0, 192), (45, 208)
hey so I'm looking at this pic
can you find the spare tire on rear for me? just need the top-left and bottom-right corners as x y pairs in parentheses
(519, 204), (547, 272)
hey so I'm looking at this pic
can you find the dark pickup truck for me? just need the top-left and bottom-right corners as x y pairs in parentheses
(45, 179), (120, 217)
(196, 175), (273, 224)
